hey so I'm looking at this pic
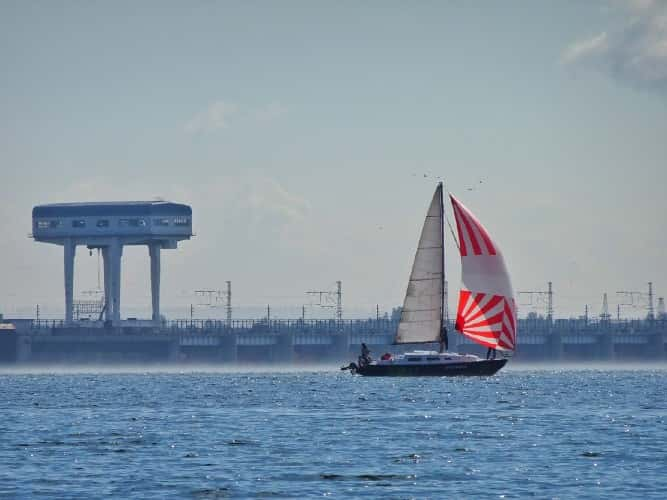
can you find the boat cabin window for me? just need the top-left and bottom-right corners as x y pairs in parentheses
(96, 219), (109, 228)
(72, 220), (86, 228)
(407, 357), (422, 362)
(174, 216), (190, 226)
(426, 357), (440, 361)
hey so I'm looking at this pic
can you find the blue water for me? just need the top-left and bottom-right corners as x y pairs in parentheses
(1, 366), (666, 499)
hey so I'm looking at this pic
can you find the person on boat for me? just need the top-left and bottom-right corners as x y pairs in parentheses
(380, 352), (392, 361)
(439, 328), (448, 353)
(359, 343), (371, 366)
(486, 347), (497, 360)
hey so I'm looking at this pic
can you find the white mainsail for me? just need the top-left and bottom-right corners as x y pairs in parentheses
(395, 183), (444, 344)
(451, 194), (516, 351)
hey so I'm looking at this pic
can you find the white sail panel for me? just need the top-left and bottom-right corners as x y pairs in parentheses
(451, 194), (516, 351)
(395, 184), (443, 344)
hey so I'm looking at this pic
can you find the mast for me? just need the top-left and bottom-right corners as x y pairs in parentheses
(439, 182), (448, 352)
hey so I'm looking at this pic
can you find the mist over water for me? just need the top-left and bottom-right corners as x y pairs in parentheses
(0, 363), (343, 376)
(1, 361), (665, 376)
(1, 366), (666, 498)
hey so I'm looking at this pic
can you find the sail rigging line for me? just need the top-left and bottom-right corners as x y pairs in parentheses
(445, 212), (460, 253)
(443, 189), (461, 253)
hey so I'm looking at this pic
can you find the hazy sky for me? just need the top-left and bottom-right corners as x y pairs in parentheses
(1, 0), (666, 320)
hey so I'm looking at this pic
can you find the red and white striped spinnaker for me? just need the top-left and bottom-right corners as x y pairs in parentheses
(450, 194), (516, 351)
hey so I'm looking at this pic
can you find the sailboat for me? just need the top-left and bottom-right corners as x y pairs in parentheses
(345, 182), (516, 376)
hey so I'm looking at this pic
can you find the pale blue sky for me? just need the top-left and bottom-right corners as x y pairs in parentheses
(1, 0), (666, 319)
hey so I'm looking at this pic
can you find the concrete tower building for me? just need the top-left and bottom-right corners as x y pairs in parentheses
(32, 201), (192, 325)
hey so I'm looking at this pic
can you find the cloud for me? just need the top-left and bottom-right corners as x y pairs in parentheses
(561, 32), (609, 64)
(163, 173), (311, 252)
(54, 174), (310, 240)
(254, 101), (288, 122)
(244, 176), (308, 224)
(562, 1), (667, 92)
(184, 100), (237, 134)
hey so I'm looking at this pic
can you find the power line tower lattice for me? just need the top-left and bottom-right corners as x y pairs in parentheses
(600, 292), (611, 322)
(657, 297), (665, 320)
(518, 282), (554, 326)
(616, 282), (655, 320)
(306, 281), (343, 321)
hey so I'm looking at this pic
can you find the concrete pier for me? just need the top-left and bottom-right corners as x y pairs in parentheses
(549, 331), (563, 361)
(272, 332), (294, 363)
(598, 331), (615, 360)
(102, 247), (112, 321)
(16, 336), (31, 362)
(110, 238), (122, 325)
(331, 331), (350, 362)
(64, 238), (75, 324)
(168, 338), (180, 361)
(649, 330), (665, 359)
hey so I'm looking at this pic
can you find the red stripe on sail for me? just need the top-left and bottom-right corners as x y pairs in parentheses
(451, 199), (468, 256)
(465, 295), (503, 324)
(504, 300), (515, 331)
(503, 299), (516, 347)
(462, 334), (498, 349)
(464, 311), (504, 331)
(467, 210), (497, 256)
(455, 290), (472, 331)
(457, 203), (483, 255)
(479, 228), (497, 256)
(501, 320), (514, 344)
(451, 194), (497, 256)
(456, 291), (518, 350)
(462, 329), (498, 339)
(497, 336), (513, 350)
(463, 292), (485, 319)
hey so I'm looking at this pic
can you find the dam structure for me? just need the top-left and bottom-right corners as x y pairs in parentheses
(0, 316), (665, 364)
(0, 199), (664, 364)
(31, 201), (192, 326)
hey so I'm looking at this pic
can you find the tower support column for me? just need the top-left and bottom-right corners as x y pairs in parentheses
(102, 247), (112, 322)
(64, 238), (76, 324)
(149, 243), (161, 324)
(110, 238), (123, 324)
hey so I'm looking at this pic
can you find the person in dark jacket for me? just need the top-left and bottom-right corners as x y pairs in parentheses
(359, 343), (371, 366)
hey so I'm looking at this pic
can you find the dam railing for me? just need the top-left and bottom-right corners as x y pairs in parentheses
(23, 317), (667, 335)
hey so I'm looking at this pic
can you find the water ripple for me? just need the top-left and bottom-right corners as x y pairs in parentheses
(0, 368), (666, 498)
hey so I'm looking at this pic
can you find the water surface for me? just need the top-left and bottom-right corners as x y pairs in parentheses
(1, 365), (665, 498)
